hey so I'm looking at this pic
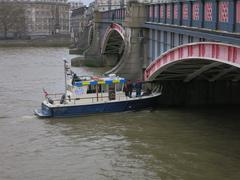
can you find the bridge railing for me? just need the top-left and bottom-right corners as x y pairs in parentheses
(100, 8), (126, 22)
(146, 0), (240, 33)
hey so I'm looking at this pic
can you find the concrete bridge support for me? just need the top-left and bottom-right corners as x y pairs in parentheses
(105, 2), (147, 81)
(82, 13), (105, 67)
(76, 28), (90, 53)
(72, 2), (153, 81)
(72, 12), (109, 67)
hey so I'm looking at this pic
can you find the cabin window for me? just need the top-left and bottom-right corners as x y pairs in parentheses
(87, 85), (104, 94)
(115, 83), (123, 91)
(87, 85), (97, 93)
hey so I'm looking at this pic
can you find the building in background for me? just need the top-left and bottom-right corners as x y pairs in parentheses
(94, 0), (126, 12)
(70, 6), (87, 44)
(70, 1), (95, 47)
(68, 0), (84, 10)
(0, 0), (70, 39)
(68, 0), (86, 46)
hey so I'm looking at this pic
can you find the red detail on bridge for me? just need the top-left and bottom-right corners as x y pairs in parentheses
(101, 23), (125, 54)
(219, 1), (229, 23)
(192, 2), (200, 21)
(205, 2), (213, 22)
(167, 4), (171, 19)
(109, 23), (125, 38)
(160, 5), (164, 18)
(149, 5), (153, 18)
(144, 42), (240, 80)
(174, 4), (178, 19)
(182, 3), (188, 20)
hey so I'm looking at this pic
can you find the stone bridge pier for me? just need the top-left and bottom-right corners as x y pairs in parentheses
(104, 2), (147, 80)
(77, 14), (107, 67)
(74, 2), (147, 80)
(71, 12), (108, 67)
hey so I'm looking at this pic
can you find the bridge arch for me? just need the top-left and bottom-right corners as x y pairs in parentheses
(101, 23), (125, 66)
(145, 42), (240, 82)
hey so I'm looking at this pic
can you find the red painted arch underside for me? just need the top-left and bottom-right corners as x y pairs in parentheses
(144, 42), (240, 80)
(101, 23), (125, 54)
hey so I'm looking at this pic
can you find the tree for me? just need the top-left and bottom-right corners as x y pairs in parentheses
(0, 3), (26, 39)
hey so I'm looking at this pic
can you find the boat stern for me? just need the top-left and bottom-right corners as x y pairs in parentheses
(34, 102), (52, 118)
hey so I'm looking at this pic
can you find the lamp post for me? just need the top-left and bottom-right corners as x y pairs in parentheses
(108, 0), (112, 11)
(120, 0), (124, 9)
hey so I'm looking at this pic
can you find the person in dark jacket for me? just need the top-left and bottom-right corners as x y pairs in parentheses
(135, 80), (143, 97)
(123, 83), (129, 97)
(60, 94), (66, 104)
(123, 80), (133, 98)
(126, 80), (133, 98)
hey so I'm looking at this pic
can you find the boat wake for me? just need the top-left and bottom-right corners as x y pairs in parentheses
(21, 115), (36, 119)
(0, 116), (8, 119)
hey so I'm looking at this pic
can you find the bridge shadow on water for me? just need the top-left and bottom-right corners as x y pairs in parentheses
(156, 80), (240, 107)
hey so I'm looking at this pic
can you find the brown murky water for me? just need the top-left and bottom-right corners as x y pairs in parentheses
(0, 47), (240, 180)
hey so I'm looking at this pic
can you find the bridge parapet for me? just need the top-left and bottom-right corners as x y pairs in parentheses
(102, 2), (148, 80)
(147, 0), (240, 33)
(98, 2), (147, 27)
(124, 1), (147, 28)
(99, 8), (126, 23)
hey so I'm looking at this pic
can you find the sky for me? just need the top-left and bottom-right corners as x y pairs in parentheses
(70, 0), (93, 6)
(82, 0), (93, 6)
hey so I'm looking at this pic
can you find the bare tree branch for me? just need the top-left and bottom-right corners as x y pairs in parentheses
(0, 3), (26, 39)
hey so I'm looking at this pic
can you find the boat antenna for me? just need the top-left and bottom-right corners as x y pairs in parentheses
(63, 58), (67, 95)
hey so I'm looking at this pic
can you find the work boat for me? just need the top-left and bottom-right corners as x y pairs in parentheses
(34, 61), (161, 118)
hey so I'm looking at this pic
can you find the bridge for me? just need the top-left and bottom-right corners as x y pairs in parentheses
(73, 0), (240, 105)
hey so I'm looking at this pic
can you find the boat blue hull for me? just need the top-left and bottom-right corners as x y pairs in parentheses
(35, 95), (159, 118)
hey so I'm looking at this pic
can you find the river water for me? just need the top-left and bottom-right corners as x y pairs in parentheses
(0, 47), (240, 180)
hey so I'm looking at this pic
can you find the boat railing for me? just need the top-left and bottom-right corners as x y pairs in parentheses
(47, 96), (108, 105)
(47, 93), (65, 98)
(46, 93), (139, 105)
